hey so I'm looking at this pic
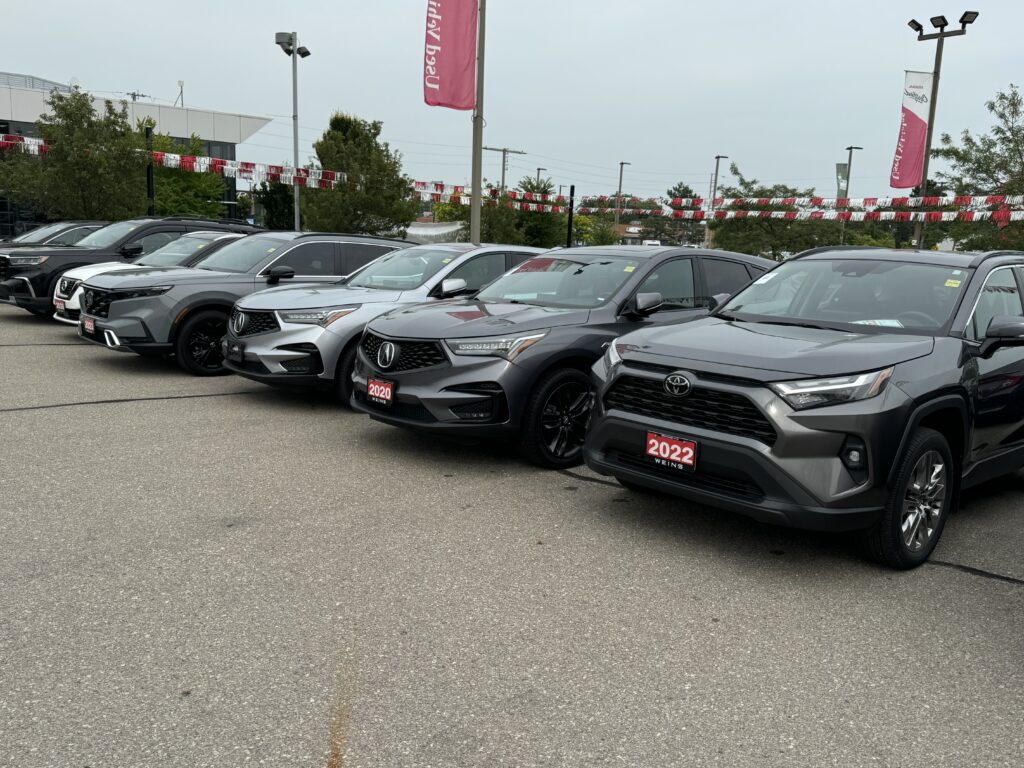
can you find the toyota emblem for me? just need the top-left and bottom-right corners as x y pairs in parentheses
(377, 341), (397, 369)
(664, 372), (692, 397)
(232, 312), (247, 335)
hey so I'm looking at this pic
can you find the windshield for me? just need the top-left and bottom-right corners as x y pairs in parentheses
(77, 220), (153, 249)
(346, 245), (469, 289)
(194, 235), (288, 273)
(12, 222), (65, 243)
(136, 235), (225, 267)
(720, 258), (970, 333)
(476, 256), (640, 308)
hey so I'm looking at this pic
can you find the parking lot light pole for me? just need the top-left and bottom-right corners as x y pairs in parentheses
(839, 145), (862, 245)
(907, 11), (978, 247)
(275, 32), (311, 232)
(705, 154), (727, 246)
(614, 161), (630, 228)
(536, 167), (546, 183)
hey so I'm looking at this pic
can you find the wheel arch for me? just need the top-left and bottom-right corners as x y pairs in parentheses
(887, 394), (970, 485)
(169, 300), (234, 344)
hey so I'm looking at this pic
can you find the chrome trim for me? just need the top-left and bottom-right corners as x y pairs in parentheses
(963, 264), (1023, 342)
(14, 276), (36, 297)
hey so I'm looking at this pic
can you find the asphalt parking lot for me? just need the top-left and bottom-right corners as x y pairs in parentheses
(1, 303), (1022, 768)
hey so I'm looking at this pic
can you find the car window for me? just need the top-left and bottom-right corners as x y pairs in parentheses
(49, 226), (96, 245)
(76, 220), (157, 249)
(133, 231), (182, 255)
(197, 235), (290, 273)
(340, 243), (395, 275)
(11, 222), (65, 243)
(447, 252), (507, 291)
(703, 258), (753, 299)
(346, 245), (469, 289)
(506, 251), (535, 270)
(636, 258), (696, 309)
(272, 241), (337, 275)
(967, 267), (1024, 341)
(136, 235), (223, 267)
(476, 256), (640, 308)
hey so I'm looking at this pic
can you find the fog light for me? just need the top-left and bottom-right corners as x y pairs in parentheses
(840, 436), (868, 483)
(846, 449), (862, 466)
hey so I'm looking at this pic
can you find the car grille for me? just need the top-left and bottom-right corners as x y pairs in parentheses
(231, 309), (279, 337)
(57, 277), (81, 299)
(604, 374), (777, 446)
(0, 256), (9, 280)
(81, 287), (114, 318)
(611, 451), (764, 499)
(362, 331), (448, 373)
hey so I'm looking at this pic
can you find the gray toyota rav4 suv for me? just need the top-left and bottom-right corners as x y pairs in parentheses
(78, 232), (410, 375)
(223, 243), (543, 400)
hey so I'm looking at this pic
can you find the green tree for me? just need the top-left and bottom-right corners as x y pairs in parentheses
(148, 131), (226, 219)
(586, 217), (618, 245)
(251, 181), (295, 230)
(0, 88), (146, 219)
(301, 113), (419, 235)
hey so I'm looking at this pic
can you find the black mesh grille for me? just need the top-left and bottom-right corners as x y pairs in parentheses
(611, 451), (764, 499)
(362, 331), (447, 373)
(56, 277), (81, 299)
(604, 375), (777, 445)
(81, 287), (114, 318)
(231, 309), (279, 337)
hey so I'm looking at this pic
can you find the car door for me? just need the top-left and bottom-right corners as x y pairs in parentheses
(964, 264), (1024, 463)
(267, 241), (341, 284)
(626, 256), (705, 328)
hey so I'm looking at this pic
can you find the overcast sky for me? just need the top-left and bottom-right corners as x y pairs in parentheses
(4, 1), (1021, 199)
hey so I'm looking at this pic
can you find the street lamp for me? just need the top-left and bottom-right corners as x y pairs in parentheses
(275, 31), (311, 232)
(905, 11), (978, 247)
(536, 167), (547, 183)
(614, 161), (630, 228)
(839, 145), (862, 245)
(705, 154), (727, 246)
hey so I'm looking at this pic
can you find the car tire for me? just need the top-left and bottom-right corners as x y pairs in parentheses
(518, 367), (593, 469)
(864, 427), (954, 570)
(174, 309), (229, 376)
(333, 340), (359, 407)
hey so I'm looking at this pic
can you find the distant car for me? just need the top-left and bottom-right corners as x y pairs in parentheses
(78, 232), (412, 375)
(0, 221), (106, 249)
(223, 243), (544, 401)
(0, 216), (261, 316)
(352, 246), (773, 468)
(52, 231), (246, 325)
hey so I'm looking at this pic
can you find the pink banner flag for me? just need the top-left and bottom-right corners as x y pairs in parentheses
(423, 0), (478, 110)
(890, 71), (933, 189)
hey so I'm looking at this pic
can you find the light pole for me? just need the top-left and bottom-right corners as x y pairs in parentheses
(705, 154), (727, 246)
(536, 167), (547, 184)
(906, 11), (978, 247)
(614, 161), (630, 228)
(839, 145), (862, 245)
(275, 31), (311, 232)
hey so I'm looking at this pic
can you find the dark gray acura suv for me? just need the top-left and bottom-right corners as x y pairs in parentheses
(585, 247), (1024, 568)
(353, 246), (772, 467)
(78, 232), (409, 375)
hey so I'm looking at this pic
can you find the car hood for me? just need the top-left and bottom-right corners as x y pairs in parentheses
(238, 284), (407, 310)
(84, 266), (245, 289)
(623, 317), (935, 377)
(63, 261), (147, 281)
(369, 300), (591, 339)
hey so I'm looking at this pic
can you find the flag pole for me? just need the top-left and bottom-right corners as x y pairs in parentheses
(469, 0), (486, 244)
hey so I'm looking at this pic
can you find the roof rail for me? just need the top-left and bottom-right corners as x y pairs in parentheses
(967, 249), (1024, 268)
(295, 232), (416, 244)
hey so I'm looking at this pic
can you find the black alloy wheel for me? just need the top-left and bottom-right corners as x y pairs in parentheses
(520, 367), (593, 469)
(174, 310), (229, 376)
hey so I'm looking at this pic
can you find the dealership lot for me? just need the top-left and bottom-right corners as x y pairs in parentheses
(1, 303), (1022, 767)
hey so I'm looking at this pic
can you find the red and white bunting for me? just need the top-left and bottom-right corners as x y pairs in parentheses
(507, 191), (569, 204)
(663, 209), (1024, 223)
(576, 208), (663, 216)
(413, 181), (467, 195)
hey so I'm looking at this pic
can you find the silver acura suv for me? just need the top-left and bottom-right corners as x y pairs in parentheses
(222, 243), (543, 400)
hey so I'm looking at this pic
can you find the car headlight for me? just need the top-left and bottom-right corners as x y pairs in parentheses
(769, 367), (894, 410)
(447, 331), (548, 361)
(280, 306), (359, 328)
(9, 255), (49, 266)
(603, 337), (641, 368)
(116, 286), (173, 300)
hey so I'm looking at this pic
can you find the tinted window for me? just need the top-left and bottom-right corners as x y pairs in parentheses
(347, 245), (470, 289)
(197, 235), (290, 273)
(340, 243), (395, 275)
(77, 220), (157, 248)
(272, 241), (337, 275)
(476, 256), (640, 308)
(637, 259), (696, 309)
(135, 231), (182, 255)
(967, 268), (1023, 341)
(447, 252), (507, 291)
(703, 258), (753, 298)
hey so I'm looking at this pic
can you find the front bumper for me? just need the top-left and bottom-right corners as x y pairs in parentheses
(0, 276), (49, 312)
(583, 360), (914, 532)
(350, 337), (529, 437)
(78, 312), (172, 355)
(221, 320), (343, 388)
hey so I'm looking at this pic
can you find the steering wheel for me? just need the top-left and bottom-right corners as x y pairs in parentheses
(895, 310), (939, 327)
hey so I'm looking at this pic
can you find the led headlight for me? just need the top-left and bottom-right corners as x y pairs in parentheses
(279, 306), (359, 328)
(447, 331), (548, 361)
(116, 286), (173, 300)
(8, 254), (49, 266)
(770, 367), (893, 411)
(603, 338), (640, 368)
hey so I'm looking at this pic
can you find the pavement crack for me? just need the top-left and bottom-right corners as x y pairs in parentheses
(0, 391), (259, 413)
(926, 559), (1024, 586)
(557, 468), (620, 488)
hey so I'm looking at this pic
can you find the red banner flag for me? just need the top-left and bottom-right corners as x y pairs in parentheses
(423, 0), (478, 110)
(890, 71), (933, 189)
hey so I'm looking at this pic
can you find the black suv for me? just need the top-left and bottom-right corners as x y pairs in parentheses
(0, 216), (261, 316)
(585, 247), (1024, 568)
(0, 220), (106, 248)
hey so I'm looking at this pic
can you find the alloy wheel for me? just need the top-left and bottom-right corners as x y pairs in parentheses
(187, 318), (227, 371)
(539, 382), (592, 460)
(900, 450), (946, 552)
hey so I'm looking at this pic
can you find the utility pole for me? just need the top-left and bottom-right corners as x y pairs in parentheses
(274, 31), (312, 231)
(705, 154), (727, 246)
(174, 80), (184, 108)
(145, 126), (155, 215)
(566, 184), (575, 248)
(536, 167), (547, 184)
(838, 145), (862, 245)
(614, 161), (630, 228)
(469, 0), (487, 244)
(907, 11), (978, 247)
(127, 91), (149, 102)
(483, 145), (525, 192)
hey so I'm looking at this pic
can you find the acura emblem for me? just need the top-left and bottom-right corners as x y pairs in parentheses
(232, 312), (247, 335)
(664, 372), (692, 397)
(377, 341), (397, 369)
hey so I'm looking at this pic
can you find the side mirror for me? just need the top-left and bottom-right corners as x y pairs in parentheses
(439, 277), (468, 298)
(978, 315), (1024, 358)
(708, 292), (731, 310)
(266, 265), (296, 285)
(633, 292), (663, 317)
(121, 242), (144, 258)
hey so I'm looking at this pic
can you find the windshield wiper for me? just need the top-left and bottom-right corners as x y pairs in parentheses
(753, 319), (832, 330)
